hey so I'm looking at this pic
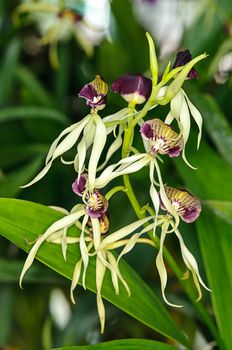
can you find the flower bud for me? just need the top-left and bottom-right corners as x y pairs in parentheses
(72, 174), (88, 196)
(173, 49), (199, 80)
(79, 75), (108, 110)
(112, 74), (152, 105)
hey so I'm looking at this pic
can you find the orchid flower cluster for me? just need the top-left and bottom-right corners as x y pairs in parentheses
(14, 0), (104, 68)
(20, 33), (210, 332)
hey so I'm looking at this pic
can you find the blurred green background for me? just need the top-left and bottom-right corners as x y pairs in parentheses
(0, 0), (232, 349)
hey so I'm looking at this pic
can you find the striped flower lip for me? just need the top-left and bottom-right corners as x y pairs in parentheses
(79, 75), (108, 110)
(85, 190), (108, 218)
(160, 186), (201, 223)
(72, 174), (88, 196)
(173, 50), (199, 80)
(88, 212), (110, 235)
(140, 119), (184, 157)
(112, 74), (152, 105)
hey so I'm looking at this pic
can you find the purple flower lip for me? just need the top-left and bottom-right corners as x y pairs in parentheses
(72, 174), (88, 196)
(112, 74), (152, 105)
(86, 190), (108, 218)
(160, 186), (201, 223)
(140, 119), (184, 158)
(78, 75), (108, 110)
(173, 49), (199, 80)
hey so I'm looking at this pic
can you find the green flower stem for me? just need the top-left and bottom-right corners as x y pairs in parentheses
(106, 186), (127, 200)
(120, 102), (222, 347)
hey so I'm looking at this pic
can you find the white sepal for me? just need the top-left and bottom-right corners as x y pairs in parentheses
(19, 209), (85, 287)
(96, 254), (106, 334)
(100, 216), (152, 249)
(156, 223), (182, 308)
(70, 258), (83, 304)
(88, 116), (107, 191)
(175, 229), (211, 300)
(79, 214), (89, 289)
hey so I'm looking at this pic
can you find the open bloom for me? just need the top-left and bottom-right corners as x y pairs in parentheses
(160, 186), (201, 223)
(21, 76), (109, 191)
(150, 188), (210, 307)
(14, 0), (105, 67)
(140, 118), (184, 157)
(19, 176), (154, 333)
(79, 75), (108, 111)
(112, 74), (152, 106)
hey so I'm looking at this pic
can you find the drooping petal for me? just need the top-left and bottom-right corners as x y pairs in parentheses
(174, 229), (211, 300)
(79, 214), (89, 289)
(156, 223), (182, 308)
(21, 116), (91, 188)
(95, 154), (150, 189)
(153, 158), (180, 229)
(149, 161), (160, 235)
(88, 115), (107, 191)
(100, 216), (152, 249)
(70, 258), (83, 304)
(19, 209), (85, 287)
(97, 126), (123, 171)
(112, 74), (152, 105)
(96, 254), (107, 333)
(183, 90), (203, 150)
(107, 252), (131, 297)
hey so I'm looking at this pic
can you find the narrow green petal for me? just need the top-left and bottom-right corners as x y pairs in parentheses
(96, 255), (106, 333)
(175, 229), (211, 293)
(70, 258), (82, 304)
(46, 123), (79, 164)
(97, 126), (123, 171)
(88, 116), (107, 191)
(52, 116), (90, 159)
(106, 252), (119, 295)
(107, 252), (131, 297)
(153, 159), (180, 230)
(19, 210), (85, 287)
(156, 223), (182, 308)
(183, 90), (203, 150)
(100, 216), (152, 249)
(79, 214), (89, 289)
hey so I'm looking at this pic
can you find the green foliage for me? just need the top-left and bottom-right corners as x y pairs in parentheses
(1, 0), (232, 349)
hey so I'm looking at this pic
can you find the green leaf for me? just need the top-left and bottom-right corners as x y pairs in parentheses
(0, 198), (189, 347)
(15, 65), (53, 107)
(0, 106), (69, 124)
(0, 156), (44, 197)
(0, 38), (21, 103)
(175, 141), (232, 350)
(204, 200), (232, 225)
(191, 93), (232, 167)
(53, 339), (176, 350)
(0, 258), (66, 284)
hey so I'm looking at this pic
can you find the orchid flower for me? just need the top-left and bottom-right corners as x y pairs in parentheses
(20, 172), (154, 333)
(14, 0), (100, 68)
(21, 75), (108, 192)
(154, 186), (210, 307)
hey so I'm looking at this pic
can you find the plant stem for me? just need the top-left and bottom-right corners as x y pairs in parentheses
(120, 113), (224, 349)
